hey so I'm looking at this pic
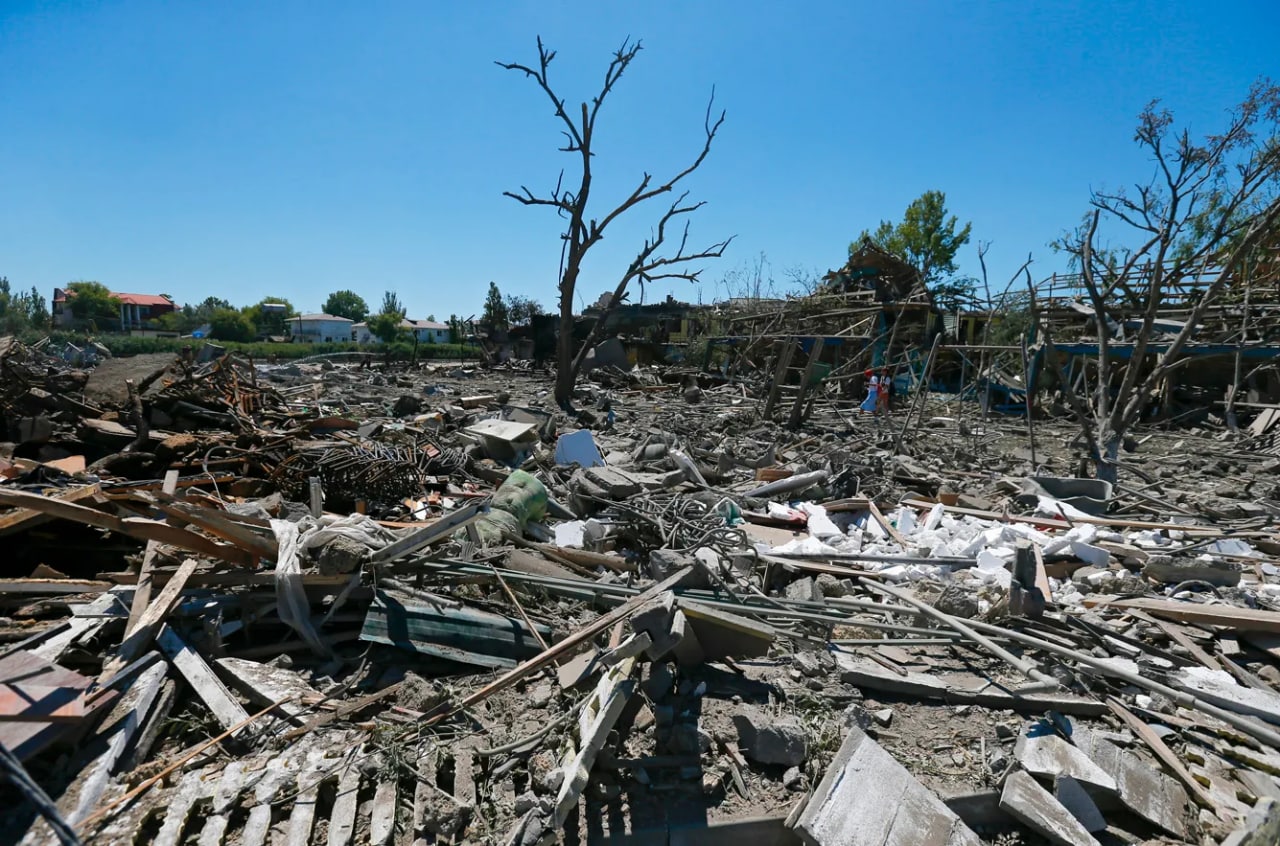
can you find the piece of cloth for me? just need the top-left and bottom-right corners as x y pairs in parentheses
(270, 514), (399, 656)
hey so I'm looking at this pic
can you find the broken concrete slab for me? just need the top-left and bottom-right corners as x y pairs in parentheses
(1014, 730), (1118, 793)
(834, 654), (1108, 716)
(1222, 798), (1280, 846)
(462, 419), (538, 462)
(1176, 666), (1280, 726)
(1142, 553), (1242, 587)
(999, 770), (1101, 846)
(645, 609), (705, 666)
(793, 726), (981, 846)
(1072, 727), (1187, 838)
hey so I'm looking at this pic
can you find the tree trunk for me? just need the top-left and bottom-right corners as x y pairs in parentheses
(1094, 430), (1121, 484)
(554, 277), (577, 408)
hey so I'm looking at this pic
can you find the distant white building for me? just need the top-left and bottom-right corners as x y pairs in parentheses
(408, 319), (450, 343)
(290, 313), (354, 343)
(352, 318), (451, 345)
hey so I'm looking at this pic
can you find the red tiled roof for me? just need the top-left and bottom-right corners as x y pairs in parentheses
(115, 293), (174, 307)
(53, 288), (173, 307)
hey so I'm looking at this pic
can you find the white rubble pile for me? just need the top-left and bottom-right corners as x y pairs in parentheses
(759, 497), (1266, 613)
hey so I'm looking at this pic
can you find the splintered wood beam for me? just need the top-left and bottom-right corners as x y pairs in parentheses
(102, 558), (199, 685)
(788, 338), (826, 429)
(0, 488), (252, 566)
(0, 483), (102, 537)
(124, 469), (180, 639)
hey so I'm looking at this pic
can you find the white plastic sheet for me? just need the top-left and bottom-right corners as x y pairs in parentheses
(270, 514), (399, 657)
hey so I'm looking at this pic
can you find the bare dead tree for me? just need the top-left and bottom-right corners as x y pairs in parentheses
(1037, 79), (1280, 483)
(498, 37), (731, 406)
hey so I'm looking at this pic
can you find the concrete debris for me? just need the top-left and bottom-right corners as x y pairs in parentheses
(999, 770), (1102, 846)
(733, 710), (808, 766)
(1014, 728), (1119, 793)
(1, 336), (1278, 844)
(794, 726), (981, 845)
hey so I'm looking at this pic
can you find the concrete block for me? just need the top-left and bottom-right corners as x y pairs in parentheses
(733, 711), (807, 766)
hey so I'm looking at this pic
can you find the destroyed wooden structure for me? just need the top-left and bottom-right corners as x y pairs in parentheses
(0, 334), (1278, 844)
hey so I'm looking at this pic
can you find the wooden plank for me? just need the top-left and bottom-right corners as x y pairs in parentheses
(285, 782), (320, 846)
(1032, 544), (1053, 604)
(369, 780), (398, 845)
(0, 488), (253, 565)
(1085, 596), (1280, 634)
(154, 769), (213, 846)
(124, 469), (180, 638)
(1105, 697), (1215, 810)
(103, 558), (199, 684)
(327, 764), (361, 846)
(1126, 609), (1222, 671)
(0, 579), (113, 595)
(763, 339), (795, 417)
(156, 626), (253, 734)
(62, 662), (166, 829)
(829, 652), (1111, 711)
(867, 500), (911, 549)
(0, 682), (85, 721)
(32, 588), (130, 663)
(787, 337), (825, 428)
(0, 483), (101, 537)
(197, 762), (246, 846)
(901, 498), (1223, 536)
(148, 497), (278, 561)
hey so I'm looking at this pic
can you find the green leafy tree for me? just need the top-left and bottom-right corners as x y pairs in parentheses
(322, 289), (369, 322)
(448, 314), (463, 344)
(366, 290), (408, 344)
(0, 279), (48, 333)
(379, 291), (406, 319)
(856, 190), (974, 306)
(483, 282), (509, 330)
(505, 294), (545, 325)
(242, 297), (296, 335)
(367, 311), (407, 344)
(193, 296), (232, 320)
(209, 308), (256, 342)
(67, 281), (122, 325)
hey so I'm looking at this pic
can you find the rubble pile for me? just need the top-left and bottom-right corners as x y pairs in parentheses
(1, 339), (1279, 845)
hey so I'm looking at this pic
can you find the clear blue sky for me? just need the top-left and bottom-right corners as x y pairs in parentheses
(2, 1), (1277, 319)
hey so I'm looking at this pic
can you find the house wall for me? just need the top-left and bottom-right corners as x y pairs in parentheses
(412, 327), (450, 343)
(291, 319), (352, 342)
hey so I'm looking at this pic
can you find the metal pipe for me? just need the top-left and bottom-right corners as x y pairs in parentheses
(960, 615), (1280, 750)
(860, 577), (1061, 690)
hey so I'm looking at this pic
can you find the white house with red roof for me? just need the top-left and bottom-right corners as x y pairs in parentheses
(52, 287), (177, 329)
